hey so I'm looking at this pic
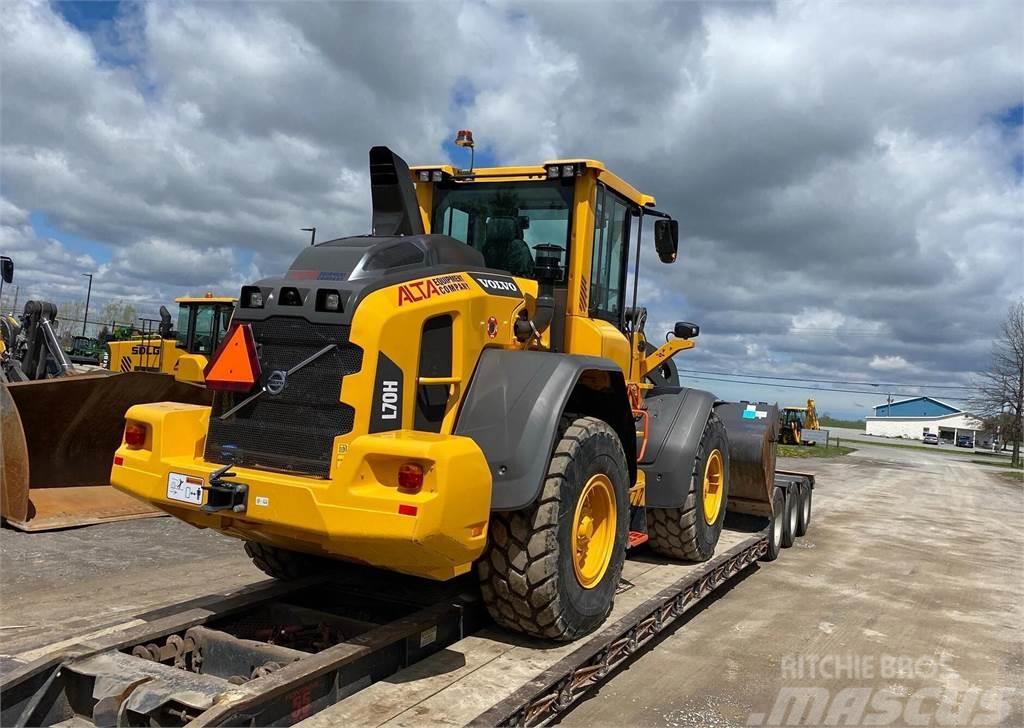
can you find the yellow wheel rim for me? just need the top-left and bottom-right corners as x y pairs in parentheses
(572, 473), (617, 589)
(702, 449), (724, 525)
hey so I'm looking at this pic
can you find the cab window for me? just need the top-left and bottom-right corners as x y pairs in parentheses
(590, 185), (630, 324)
(175, 305), (190, 349)
(192, 305), (216, 355)
(432, 180), (573, 280)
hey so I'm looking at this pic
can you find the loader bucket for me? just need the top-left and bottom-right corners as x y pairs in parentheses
(717, 401), (780, 518)
(1, 371), (212, 531)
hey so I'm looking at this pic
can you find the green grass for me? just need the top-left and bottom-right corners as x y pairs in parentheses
(818, 416), (865, 429)
(971, 459), (1023, 470)
(777, 444), (856, 458)
(993, 471), (1023, 484)
(840, 438), (980, 456)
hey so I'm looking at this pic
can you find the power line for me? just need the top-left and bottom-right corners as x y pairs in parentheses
(678, 373), (972, 403)
(678, 368), (974, 390)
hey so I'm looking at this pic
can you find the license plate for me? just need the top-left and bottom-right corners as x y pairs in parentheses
(167, 473), (204, 505)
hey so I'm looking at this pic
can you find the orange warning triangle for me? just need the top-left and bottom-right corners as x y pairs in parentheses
(203, 323), (262, 392)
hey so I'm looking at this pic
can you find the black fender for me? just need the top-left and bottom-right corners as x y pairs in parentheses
(454, 349), (636, 511)
(640, 386), (718, 509)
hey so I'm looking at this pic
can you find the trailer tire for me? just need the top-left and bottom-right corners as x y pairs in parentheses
(795, 485), (811, 537)
(647, 413), (730, 562)
(478, 416), (629, 641)
(762, 487), (785, 562)
(244, 541), (328, 580)
(781, 487), (798, 549)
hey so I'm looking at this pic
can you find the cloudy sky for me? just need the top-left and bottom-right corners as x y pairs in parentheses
(1, 0), (1021, 417)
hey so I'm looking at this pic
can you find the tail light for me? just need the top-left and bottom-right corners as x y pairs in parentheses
(398, 462), (424, 493)
(124, 422), (148, 449)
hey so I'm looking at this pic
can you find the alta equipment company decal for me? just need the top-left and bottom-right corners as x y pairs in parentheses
(397, 274), (470, 305)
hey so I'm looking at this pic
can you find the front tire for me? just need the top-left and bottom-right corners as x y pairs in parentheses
(647, 413), (730, 562)
(478, 416), (630, 641)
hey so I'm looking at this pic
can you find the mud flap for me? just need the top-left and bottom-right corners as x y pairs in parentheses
(1, 372), (211, 531)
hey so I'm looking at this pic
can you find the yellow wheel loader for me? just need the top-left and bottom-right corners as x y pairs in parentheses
(1, 297), (210, 531)
(111, 145), (780, 640)
(103, 295), (236, 383)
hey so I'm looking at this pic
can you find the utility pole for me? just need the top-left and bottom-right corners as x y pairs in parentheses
(302, 227), (317, 246)
(887, 392), (893, 417)
(82, 273), (93, 336)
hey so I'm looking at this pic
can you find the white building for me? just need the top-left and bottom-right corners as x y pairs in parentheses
(864, 396), (985, 445)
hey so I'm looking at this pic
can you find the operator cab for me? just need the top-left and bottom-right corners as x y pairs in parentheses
(175, 295), (235, 355)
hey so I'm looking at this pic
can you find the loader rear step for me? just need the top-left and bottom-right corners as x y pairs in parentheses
(1, 472), (814, 728)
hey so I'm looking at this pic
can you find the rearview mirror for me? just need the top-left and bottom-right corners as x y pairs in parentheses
(1, 256), (12, 284)
(654, 220), (678, 263)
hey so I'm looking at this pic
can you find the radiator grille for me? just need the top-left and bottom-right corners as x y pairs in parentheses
(205, 317), (363, 478)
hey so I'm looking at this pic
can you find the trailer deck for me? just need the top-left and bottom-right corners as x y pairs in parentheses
(1, 475), (812, 728)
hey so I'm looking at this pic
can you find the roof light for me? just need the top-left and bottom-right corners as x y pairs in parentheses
(562, 164), (574, 178)
(417, 170), (431, 182)
(546, 165), (560, 179)
(205, 291), (214, 298)
(431, 170), (443, 182)
(454, 129), (475, 148)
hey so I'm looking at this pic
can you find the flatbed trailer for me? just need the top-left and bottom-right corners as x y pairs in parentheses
(0, 472), (813, 728)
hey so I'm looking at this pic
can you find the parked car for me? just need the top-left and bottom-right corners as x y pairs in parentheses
(923, 433), (939, 445)
(956, 435), (974, 448)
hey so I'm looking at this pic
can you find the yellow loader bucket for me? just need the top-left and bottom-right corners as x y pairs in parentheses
(1, 371), (211, 531)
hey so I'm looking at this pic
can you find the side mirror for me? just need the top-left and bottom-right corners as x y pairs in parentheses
(1, 256), (12, 284)
(673, 321), (699, 339)
(654, 220), (678, 263)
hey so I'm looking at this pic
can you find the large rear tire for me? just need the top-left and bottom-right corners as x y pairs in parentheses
(647, 413), (730, 562)
(478, 416), (630, 641)
(244, 541), (330, 580)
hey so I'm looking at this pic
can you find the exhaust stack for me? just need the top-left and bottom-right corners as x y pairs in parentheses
(369, 146), (425, 237)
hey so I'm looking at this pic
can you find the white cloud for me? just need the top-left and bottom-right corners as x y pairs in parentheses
(869, 355), (910, 371)
(1, 0), (1021, 416)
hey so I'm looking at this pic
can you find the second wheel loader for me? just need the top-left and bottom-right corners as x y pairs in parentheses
(111, 144), (783, 640)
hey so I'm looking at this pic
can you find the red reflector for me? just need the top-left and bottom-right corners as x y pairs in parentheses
(113, 455), (124, 466)
(398, 504), (418, 517)
(204, 323), (262, 392)
(124, 422), (147, 449)
(398, 463), (424, 493)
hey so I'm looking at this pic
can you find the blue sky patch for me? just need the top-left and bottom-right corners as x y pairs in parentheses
(31, 212), (112, 265)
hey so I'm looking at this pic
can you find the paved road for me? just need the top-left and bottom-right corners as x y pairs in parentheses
(1, 446), (1020, 727)
(562, 444), (1023, 727)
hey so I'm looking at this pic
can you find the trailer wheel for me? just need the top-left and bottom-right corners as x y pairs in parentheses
(478, 416), (629, 641)
(781, 487), (798, 548)
(647, 413), (730, 562)
(762, 487), (785, 561)
(244, 541), (328, 580)
(795, 485), (811, 537)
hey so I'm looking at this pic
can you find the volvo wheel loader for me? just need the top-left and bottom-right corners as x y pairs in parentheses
(111, 145), (781, 640)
